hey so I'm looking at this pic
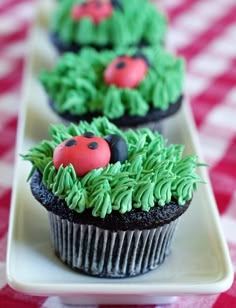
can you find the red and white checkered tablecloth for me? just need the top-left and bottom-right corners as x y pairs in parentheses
(0, 0), (236, 307)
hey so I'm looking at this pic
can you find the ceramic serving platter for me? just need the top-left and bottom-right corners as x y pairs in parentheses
(6, 3), (233, 305)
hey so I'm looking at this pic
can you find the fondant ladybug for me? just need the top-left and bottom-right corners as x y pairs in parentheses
(104, 54), (148, 88)
(71, 0), (114, 24)
(53, 132), (128, 177)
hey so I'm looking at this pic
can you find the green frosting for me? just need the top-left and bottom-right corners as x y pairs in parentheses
(23, 117), (205, 218)
(40, 47), (185, 119)
(51, 0), (167, 47)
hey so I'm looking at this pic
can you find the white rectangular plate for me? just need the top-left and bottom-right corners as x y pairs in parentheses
(6, 8), (233, 305)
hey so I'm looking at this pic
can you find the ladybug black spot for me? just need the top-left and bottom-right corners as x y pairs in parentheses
(88, 142), (98, 149)
(65, 139), (77, 147)
(116, 61), (126, 69)
(83, 131), (95, 138)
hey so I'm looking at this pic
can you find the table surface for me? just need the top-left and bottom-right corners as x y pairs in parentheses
(0, 0), (236, 307)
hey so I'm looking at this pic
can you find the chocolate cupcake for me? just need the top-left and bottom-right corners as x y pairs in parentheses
(23, 117), (205, 278)
(40, 47), (185, 129)
(50, 0), (167, 53)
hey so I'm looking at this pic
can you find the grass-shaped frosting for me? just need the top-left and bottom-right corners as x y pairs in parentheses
(51, 0), (167, 47)
(40, 47), (184, 119)
(23, 117), (205, 218)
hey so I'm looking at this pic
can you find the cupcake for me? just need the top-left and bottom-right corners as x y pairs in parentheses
(23, 117), (205, 278)
(40, 47), (184, 129)
(50, 0), (167, 53)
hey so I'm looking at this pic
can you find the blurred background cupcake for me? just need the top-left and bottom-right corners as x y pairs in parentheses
(40, 47), (185, 130)
(50, 0), (167, 53)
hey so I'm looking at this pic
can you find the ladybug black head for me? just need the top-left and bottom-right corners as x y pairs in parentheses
(105, 134), (128, 164)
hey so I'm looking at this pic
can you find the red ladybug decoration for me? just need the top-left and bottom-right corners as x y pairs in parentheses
(53, 132), (128, 177)
(104, 55), (148, 89)
(71, 0), (113, 24)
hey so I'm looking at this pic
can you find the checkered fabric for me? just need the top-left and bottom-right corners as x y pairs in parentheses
(0, 0), (236, 307)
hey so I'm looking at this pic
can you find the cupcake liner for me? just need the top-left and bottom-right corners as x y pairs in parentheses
(48, 212), (179, 278)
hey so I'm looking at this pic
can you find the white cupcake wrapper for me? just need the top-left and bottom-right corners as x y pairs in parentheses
(48, 212), (178, 278)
